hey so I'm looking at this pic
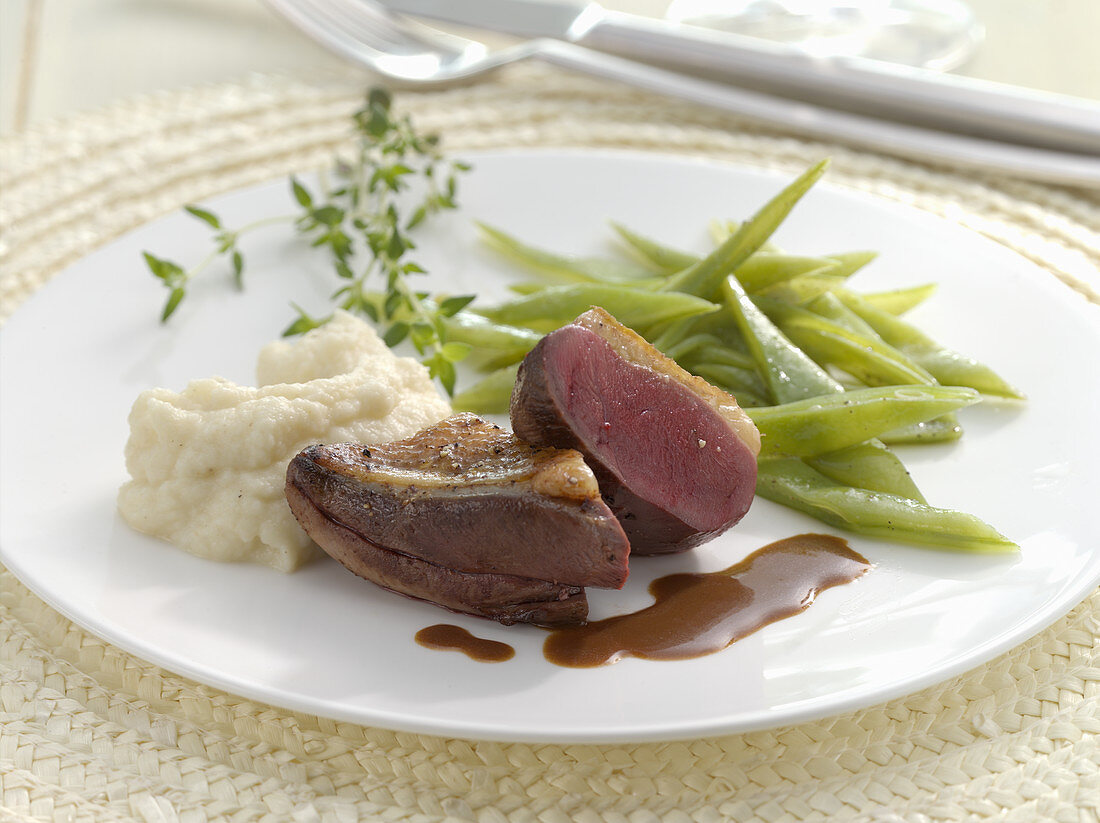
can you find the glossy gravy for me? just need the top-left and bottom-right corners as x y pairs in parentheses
(415, 623), (515, 662)
(543, 533), (870, 667)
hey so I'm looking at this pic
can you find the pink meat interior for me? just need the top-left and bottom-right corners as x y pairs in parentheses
(544, 325), (757, 531)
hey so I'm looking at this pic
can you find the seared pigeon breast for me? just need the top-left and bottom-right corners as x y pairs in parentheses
(510, 308), (761, 554)
(285, 414), (630, 625)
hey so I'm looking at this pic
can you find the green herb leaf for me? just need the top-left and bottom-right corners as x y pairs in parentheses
(162, 287), (186, 322)
(185, 205), (221, 229)
(291, 177), (313, 208)
(282, 304), (330, 337)
(438, 295), (476, 317)
(384, 321), (410, 347)
(143, 252), (186, 288)
(367, 86), (392, 113)
(441, 341), (472, 362)
(231, 250), (244, 288)
(311, 205), (344, 227)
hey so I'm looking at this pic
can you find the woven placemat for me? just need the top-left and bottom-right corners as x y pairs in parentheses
(1, 65), (1098, 822)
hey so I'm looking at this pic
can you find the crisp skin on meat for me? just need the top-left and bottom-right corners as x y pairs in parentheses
(510, 307), (761, 555)
(285, 414), (630, 625)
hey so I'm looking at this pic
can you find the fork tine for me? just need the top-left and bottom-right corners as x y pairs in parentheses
(266, 0), (527, 84)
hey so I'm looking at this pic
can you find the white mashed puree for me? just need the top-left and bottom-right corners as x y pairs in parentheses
(118, 311), (452, 571)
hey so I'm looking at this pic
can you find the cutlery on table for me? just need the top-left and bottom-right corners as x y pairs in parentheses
(379, 0), (1100, 154)
(265, 0), (1100, 188)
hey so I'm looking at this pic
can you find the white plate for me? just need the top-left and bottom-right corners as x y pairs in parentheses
(2, 150), (1098, 743)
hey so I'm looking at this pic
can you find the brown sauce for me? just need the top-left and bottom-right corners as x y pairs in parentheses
(415, 624), (515, 662)
(543, 533), (870, 668)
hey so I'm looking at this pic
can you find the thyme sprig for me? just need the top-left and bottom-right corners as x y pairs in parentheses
(142, 87), (473, 394)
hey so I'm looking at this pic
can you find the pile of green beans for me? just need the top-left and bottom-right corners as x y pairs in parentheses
(446, 159), (1023, 552)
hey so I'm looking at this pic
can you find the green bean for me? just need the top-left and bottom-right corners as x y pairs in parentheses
(507, 276), (665, 295)
(439, 312), (541, 372)
(735, 253), (838, 292)
(649, 315), (705, 354)
(758, 296), (936, 388)
(477, 284), (717, 333)
(689, 343), (756, 370)
(805, 292), (876, 334)
(822, 250), (877, 279)
(609, 221), (699, 273)
(477, 222), (654, 284)
(835, 289), (1023, 399)
(709, 219), (735, 245)
(691, 363), (770, 407)
(860, 283), (937, 315)
(451, 365), (519, 414)
(608, 225), (847, 298)
(756, 458), (1016, 552)
(758, 273), (849, 304)
(442, 312), (542, 351)
(662, 333), (728, 362)
(746, 385), (980, 457)
(879, 417), (963, 444)
(662, 159), (830, 298)
(721, 275), (844, 404)
(806, 439), (926, 502)
(802, 293), (965, 437)
(710, 220), (786, 250)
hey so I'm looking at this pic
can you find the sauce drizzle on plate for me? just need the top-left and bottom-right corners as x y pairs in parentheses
(544, 533), (870, 667)
(415, 624), (515, 662)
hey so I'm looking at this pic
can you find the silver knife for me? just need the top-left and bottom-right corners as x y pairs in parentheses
(378, 0), (1100, 156)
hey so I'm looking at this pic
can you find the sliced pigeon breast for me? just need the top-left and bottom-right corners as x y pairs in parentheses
(285, 414), (630, 625)
(510, 307), (761, 555)
(285, 478), (587, 625)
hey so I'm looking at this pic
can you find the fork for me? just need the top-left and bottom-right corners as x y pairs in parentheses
(265, 0), (1100, 187)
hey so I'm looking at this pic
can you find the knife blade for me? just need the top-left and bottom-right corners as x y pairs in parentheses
(378, 0), (1100, 156)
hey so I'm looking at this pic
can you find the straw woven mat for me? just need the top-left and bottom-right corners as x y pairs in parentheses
(1, 64), (1098, 823)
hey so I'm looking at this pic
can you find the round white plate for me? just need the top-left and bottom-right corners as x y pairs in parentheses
(2, 150), (1098, 743)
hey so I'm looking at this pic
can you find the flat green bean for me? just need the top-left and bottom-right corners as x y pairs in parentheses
(860, 283), (937, 315)
(442, 312), (542, 351)
(756, 458), (1016, 552)
(662, 159), (830, 298)
(689, 343), (756, 370)
(759, 297), (937, 387)
(451, 364), (519, 414)
(806, 439), (926, 502)
(507, 276), (665, 295)
(836, 289), (1023, 399)
(747, 385), (980, 457)
(822, 250), (877, 279)
(440, 312), (541, 371)
(609, 222), (699, 273)
(478, 222), (654, 284)
(735, 253), (838, 292)
(879, 417), (963, 444)
(805, 292), (877, 334)
(662, 333), (728, 362)
(722, 275), (844, 404)
(691, 363), (770, 407)
(758, 273), (849, 304)
(802, 293), (963, 437)
(477, 284), (717, 333)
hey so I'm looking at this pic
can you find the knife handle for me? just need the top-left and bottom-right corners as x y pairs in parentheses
(580, 10), (1100, 155)
(530, 39), (1100, 188)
